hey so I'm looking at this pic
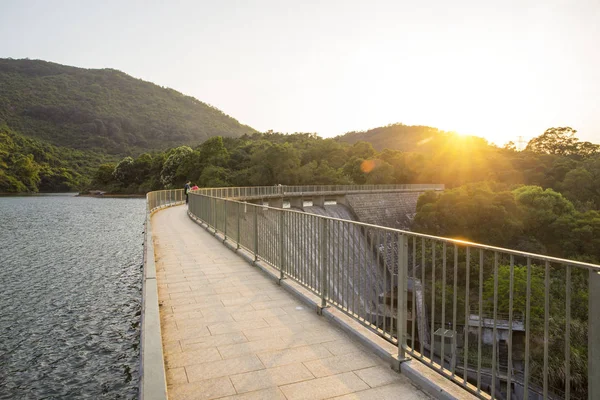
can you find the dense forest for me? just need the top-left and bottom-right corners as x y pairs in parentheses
(87, 126), (600, 259)
(0, 58), (255, 153)
(0, 124), (110, 192)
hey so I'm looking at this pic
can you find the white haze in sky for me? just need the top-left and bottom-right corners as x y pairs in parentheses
(1, 0), (599, 145)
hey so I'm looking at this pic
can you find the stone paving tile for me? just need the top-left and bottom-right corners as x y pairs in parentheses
(166, 326), (212, 341)
(230, 308), (288, 322)
(230, 363), (315, 394)
(186, 354), (265, 382)
(164, 347), (222, 369)
(218, 337), (289, 359)
(152, 206), (429, 400)
(321, 339), (367, 356)
(353, 365), (409, 388)
(180, 332), (248, 352)
(218, 387), (287, 400)
(303, 351), (380, 378)
(329, 383), (432, 400)
(207, 319), (271, 335)
(166, 367), (188, 385)
(166, 377), (236, 400)
(257, 344), (334, 368)
(163, 340), (182, 354)
(280, 372), (369, 400)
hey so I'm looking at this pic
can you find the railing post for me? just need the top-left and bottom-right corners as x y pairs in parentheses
(253, 204), (259, 263)
(223, 200), (228, 242)
(213, 197), (217, 235)
(279, 210), (285, 283)
(236, 201), (241, 250)
(589, 270), (600, 400)
(393, 233), (410, 370)
(318, 218), (328, 314)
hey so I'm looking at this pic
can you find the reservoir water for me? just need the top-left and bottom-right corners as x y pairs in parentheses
(0, 194), (145, 399)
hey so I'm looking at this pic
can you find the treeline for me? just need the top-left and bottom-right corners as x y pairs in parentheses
(93, 127), (600, 258)
(0, 124), (110, 193)
(96, 127), (599, 205)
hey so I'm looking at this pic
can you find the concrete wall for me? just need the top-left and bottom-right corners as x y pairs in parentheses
(345, 192), (425, 231)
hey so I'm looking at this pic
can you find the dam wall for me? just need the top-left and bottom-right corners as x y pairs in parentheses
(344, 192), (425, 231)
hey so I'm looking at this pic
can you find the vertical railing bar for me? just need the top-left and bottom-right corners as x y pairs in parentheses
(543, 260), (550, 400)
(491, 252), (499, 400)
(441, 242), (447, 372)
(452, 244), (458, 377)
(524, 257), (531, 400)
(430, 241), (436, 366)
(236, 202), (241, 249)
(411, 237), (417, 353)
(363, 226), (368, 322)
(421, 238), (426, 359)
(477, 249), (483, 393)
(374, 229), (380, 330)
(253, 204), (258, 262)
(383, 230), (388, 336)
(295, 212), (300, 282)
(315, 215), (319, 292)
(319, 217), (328, 310)
(352, 223), (356, 316)
(223, 200), (227, 241)
(463, 247), (470, 385)
(507, 255), (514, 400)
(369, 228), (376, 326)
(279, 210), (285, 281)
(346, 220), (350, 311)
(397, 233), (407, 360)
(337, 220), (341, 307)
(565, 264), (571, 400)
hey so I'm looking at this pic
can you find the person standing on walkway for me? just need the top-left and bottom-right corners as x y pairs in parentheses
(184, 181), (191, 204)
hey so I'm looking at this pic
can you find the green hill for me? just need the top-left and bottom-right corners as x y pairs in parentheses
(336, 123), (488, 152)
(0, 58), (256, 154)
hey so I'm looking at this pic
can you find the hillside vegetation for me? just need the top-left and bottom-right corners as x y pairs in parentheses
(0, 58), (255, 154)
(336, 123), (465, 152)
(0, 124), (111, 192)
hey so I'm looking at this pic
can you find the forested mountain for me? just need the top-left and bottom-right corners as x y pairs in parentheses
(0, 58), (255, 154)
(336, 123), (469, 152)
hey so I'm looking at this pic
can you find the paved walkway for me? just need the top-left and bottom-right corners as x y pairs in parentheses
(153, 205), (429, 400)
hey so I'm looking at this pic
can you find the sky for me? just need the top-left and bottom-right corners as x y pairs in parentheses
(1, 0), (599, 146)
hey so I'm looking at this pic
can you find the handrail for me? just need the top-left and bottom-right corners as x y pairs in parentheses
(150, 184), (596, 400)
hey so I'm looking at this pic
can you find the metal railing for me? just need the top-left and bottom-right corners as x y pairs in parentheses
(151, 185), (598, 400)
(146, 189), (185, 212)
(189, 184), (444, 200)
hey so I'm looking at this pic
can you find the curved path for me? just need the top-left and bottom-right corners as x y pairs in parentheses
(152, 205), (428, 400)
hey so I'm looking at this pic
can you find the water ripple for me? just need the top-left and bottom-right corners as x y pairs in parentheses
(0, 195), (144, 399)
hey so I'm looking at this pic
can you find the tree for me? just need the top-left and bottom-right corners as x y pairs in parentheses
(112, 157), (135, 185)
(364, 159), (395, 184)
(526, 127), (579, 155)
(198, 165), (231, 187)
(248, 142), (301, 185)
(513, 186), (577, 256)
(412, 183), (523, 246)
(9, 153), (40, 191)
(342, 156), (367, 184)
(160, 146), (193, 187)
(561, 167), (595, 207)
(92, 163), (116, 186)
(198, 136), (229, 167)
(347, 141), (376, 159)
